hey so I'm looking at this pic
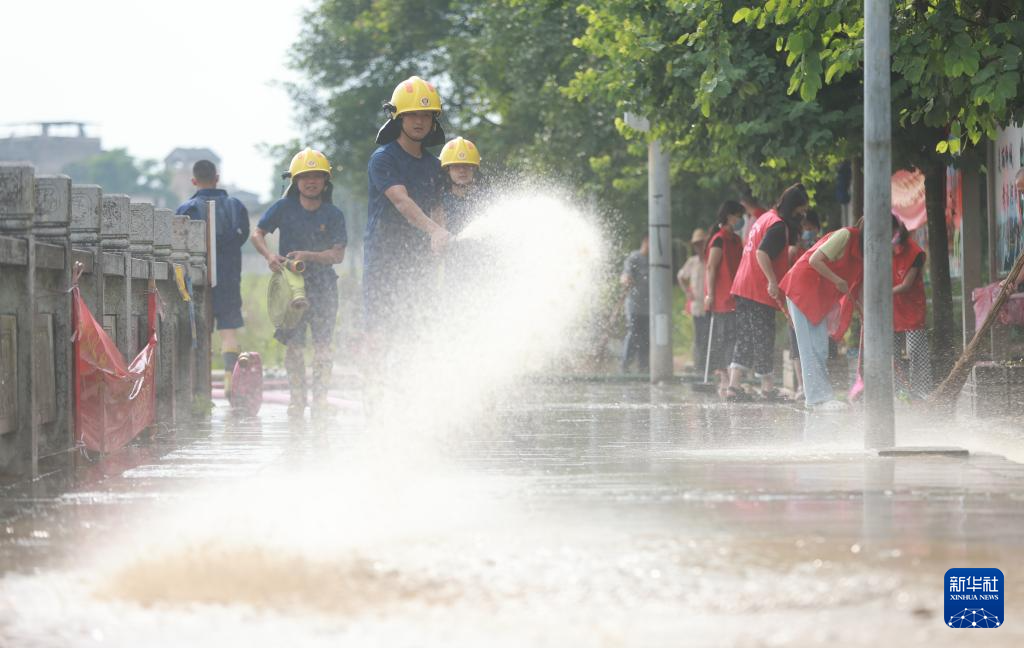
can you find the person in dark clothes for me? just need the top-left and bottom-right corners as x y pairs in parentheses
(175, 159), (249, 395)
(726, 183), (809, 400)
(620, 233), (651, 374)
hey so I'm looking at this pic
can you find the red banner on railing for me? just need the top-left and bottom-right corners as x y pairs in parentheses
(72, 285), (157, 453)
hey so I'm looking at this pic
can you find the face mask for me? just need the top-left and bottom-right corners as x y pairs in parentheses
(732, 220), (744, 234)
(801, 231), (815, 245)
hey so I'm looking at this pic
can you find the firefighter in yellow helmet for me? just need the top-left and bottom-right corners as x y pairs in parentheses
(364, 75), (452, 349)
(439, 136), (483, 236)
(251, 147), (348, 419)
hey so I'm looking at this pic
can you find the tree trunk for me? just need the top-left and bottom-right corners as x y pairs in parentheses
(923, 160), (956, 378)
(851, 156), (864, 223)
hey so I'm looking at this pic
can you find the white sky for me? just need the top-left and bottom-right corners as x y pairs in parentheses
(2, 0), (313, 202)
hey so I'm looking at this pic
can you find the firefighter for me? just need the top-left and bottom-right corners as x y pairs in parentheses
(251, 148), (347, 418)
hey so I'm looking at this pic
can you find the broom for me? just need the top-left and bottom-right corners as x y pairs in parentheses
(928, 248), (1024, 405)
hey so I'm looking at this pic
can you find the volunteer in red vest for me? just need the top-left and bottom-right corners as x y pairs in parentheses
(891, 220), (931, 398)
(779, 221), (865, 410)
(739, 193), (767, 244)
(703, 200), (745, 397)
(726, 183), (809, 400)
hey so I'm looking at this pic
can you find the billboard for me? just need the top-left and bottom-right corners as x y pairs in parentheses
(994, 123), (1024, 276)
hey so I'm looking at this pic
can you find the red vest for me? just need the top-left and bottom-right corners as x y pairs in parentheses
(893, 238), (926, 331)
(731, 210), (791, 309)
(780, 227), (863, 325)
(704, 226), (743, 313)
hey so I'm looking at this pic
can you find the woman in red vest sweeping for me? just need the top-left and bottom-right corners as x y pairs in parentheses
(779, 222), (865, 410)
(704, 200), (745, 397)
(891, 220), (932, 398)
(727, 183), (809, 400)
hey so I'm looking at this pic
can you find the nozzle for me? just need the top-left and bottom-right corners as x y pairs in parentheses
(285, 259), (306, 273)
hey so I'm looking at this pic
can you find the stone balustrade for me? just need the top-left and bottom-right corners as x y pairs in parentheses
(0, 162), (211, 479)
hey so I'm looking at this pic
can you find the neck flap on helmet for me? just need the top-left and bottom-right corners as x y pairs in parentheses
(376, 113), (446, 147)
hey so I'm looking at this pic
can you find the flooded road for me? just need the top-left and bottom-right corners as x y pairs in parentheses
(1, 382), (1022, 647)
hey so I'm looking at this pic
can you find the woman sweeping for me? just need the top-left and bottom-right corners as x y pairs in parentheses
(703, 201), (745, 397)
(778, 221), (866, 410)
(891, 220), (932, 399)
(726, 183), (809, 401)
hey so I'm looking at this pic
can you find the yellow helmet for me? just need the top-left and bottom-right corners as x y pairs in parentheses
(286, 147), (332, 179)
(282, 147), (333, 198)
(388, 76), (442, 117)
(439, 137), (481, 168)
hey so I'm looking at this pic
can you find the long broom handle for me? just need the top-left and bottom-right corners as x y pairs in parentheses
(703, 313), (715, 384)
(929, 248), (1024, 404)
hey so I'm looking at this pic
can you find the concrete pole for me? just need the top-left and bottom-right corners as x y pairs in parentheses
(648, 138), (673, 383)
(863, 0), (895, 448)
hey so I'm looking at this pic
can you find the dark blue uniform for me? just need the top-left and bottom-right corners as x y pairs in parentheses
(176, 188), (249, 330)
(257, 196), (347, 346)
(364, 141), (442, 333)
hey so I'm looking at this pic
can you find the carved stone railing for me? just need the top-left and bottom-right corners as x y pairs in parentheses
(0, 162), (210, 479)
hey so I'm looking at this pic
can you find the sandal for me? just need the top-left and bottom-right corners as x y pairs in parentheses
(724, 386), (752, 402)
(759, 388), (789, 402)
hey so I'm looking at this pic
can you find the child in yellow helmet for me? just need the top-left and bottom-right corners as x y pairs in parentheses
(438, 136), (483, 236)
(252, 147), (347, 419)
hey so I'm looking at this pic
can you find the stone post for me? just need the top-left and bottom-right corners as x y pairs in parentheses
(71, 185), (103, 316)
(171, 216), (193, 419)
(0, 163), (35, 234)
(129, 202), (155, 257)
(129, 203), (154, 356)
(0, 163), (38, 477)
(153, 208), (174, 425)
(187, 220), (211, 408)
(32, 176), (73, 456)
(101, 194), (131, 358)
(153, 208), (172, 261)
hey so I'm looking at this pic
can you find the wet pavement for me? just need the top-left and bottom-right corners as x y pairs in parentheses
(1, 381), (1023, 647)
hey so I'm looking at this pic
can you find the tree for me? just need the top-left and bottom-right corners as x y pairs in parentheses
(286, 0), (655, 237)
(62, 148), (176, 206)
(567, 0), (860, 202)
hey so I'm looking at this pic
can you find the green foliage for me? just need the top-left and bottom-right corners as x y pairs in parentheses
(287, 0), (646, 228)
(62, 148), (176, 205)
(734, 1), (1024, 155)
(568, 0), (859, 201)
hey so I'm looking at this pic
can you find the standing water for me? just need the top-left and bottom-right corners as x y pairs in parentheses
(1, 194), (1023, 647)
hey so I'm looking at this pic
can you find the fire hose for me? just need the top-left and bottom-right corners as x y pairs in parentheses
(267, 259), (308, 331)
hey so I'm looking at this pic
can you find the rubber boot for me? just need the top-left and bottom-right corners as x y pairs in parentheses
(223, 349), (240, 400)
(311, 352), (333, 420)
(285, 344), (306, 418)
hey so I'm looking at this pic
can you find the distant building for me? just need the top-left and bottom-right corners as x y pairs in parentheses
(165, 147), (222, 203)
(0, 122), (101, 174)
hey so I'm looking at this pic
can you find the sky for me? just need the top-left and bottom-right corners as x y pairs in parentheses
(2, 0), (313, 202)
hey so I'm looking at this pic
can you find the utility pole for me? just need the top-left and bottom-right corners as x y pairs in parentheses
(863, 0), (895, 448)
(624, 113), (674, 383)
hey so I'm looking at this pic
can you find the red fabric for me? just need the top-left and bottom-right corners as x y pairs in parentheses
(972, 281), (1024, 329)
(892, 238), (927, 332)
(704, 226), (743, 313)
(72, 286), (157, 453)
(731, 210), (790, 310)
(891, 168), (927, 230)
(780, 228), (863, 326)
